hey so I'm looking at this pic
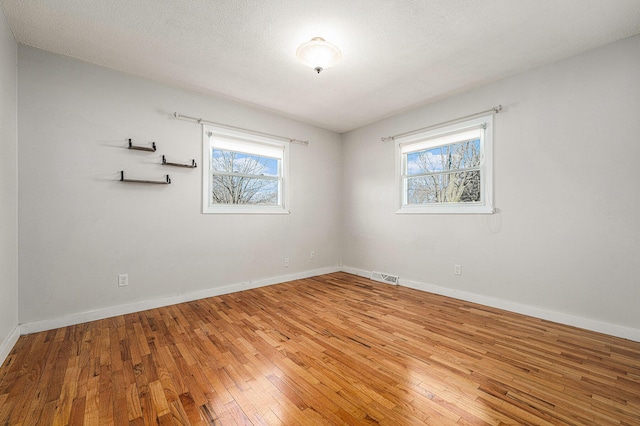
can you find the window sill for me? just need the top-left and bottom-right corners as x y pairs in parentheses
(203, 206), (290, 215)
(396, 204), (495, 214)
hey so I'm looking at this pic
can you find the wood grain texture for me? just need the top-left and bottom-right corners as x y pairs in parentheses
(1, 272), (639, 425)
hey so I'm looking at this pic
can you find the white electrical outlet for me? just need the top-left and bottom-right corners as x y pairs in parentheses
(454, 265), (462, 276)
(118, 273), (129, 287)
(284, 258), (289, 267)
(310, 251), (315, 259)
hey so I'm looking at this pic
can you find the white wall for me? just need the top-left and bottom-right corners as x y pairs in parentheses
(342, 35), (640, 339)
(0, 6), (18, 363)
(17, 46), (342, 328)
(12, 34), (640, 343)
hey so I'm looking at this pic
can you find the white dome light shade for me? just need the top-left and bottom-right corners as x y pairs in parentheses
(296, 37), (342, 73)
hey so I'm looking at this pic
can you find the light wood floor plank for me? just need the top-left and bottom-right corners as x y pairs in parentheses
(1, 272), (639, 425)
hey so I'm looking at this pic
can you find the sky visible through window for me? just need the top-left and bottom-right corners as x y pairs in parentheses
(210, 149), (280, 205)
(405, 138), (481, 204)
(212, 150), (279, 176)
(406, 139), (480, 175)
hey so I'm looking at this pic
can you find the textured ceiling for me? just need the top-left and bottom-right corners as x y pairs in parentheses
(2, 0), (640, 133)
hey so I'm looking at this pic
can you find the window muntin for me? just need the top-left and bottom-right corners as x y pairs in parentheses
(396, 115), (493, 214)
(203, 125), (289, 214)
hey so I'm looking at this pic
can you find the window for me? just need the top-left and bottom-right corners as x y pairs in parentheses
(396, 115), (494, 214)
(203, 125), (289, 214)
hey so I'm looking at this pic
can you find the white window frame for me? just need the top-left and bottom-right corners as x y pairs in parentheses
(395, 115), (494, 214)
(202, 124), (290, 214)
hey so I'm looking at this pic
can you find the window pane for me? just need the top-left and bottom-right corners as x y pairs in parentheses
(212, 149), (279, 177)
(407, 170), (481, 204)
(211, 175), (279, 205)
(406, 139), (480, 175)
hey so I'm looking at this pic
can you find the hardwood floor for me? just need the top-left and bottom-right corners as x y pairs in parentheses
(1, 272), (639, 425)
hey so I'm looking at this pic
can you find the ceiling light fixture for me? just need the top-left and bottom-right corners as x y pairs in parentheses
(296, 37), (342, 74)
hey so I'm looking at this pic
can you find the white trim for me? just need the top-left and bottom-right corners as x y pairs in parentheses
(19, 266), (341, 335)
(396, 203), (494, 215)
(0, 325), (21, 367)
(341, 266), (640, 342)
(341, 265), (372, 279)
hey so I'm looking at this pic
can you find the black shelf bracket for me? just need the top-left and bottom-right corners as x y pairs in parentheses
(162, 155), (197, 168)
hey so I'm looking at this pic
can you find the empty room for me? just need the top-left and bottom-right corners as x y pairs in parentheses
(1, 1), (639, 425)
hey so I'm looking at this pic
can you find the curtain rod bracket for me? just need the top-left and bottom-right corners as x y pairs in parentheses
(174, 112), (310, 146)
(382, 104), (502, 143)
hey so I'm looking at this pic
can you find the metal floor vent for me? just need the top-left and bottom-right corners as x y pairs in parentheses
(370, 271), (399, 285)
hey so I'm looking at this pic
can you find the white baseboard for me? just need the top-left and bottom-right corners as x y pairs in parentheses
(341, 265), (373, 279)
(0, 325), (21, 368)
(18, 265), (639, 343)
(20, 266), (341, 335)
(341, 266), (640, 343)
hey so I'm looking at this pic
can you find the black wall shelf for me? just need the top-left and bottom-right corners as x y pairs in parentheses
(162, 155), (197, 168)
(120, 171), (171, 184)
(128, 139), (156, 152)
